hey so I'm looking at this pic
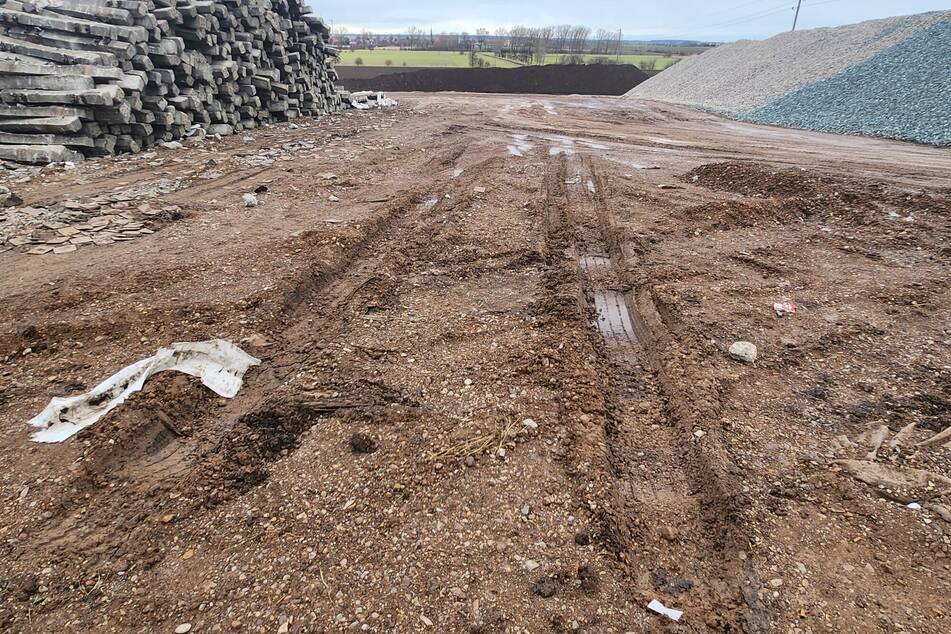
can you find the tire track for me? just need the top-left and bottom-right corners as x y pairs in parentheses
(579, 153), (769, 631)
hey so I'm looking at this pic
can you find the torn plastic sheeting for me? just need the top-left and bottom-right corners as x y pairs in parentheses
(28, 340), (260, 443)
(648, 599), (683, 622)
(774, 301), (797, 317)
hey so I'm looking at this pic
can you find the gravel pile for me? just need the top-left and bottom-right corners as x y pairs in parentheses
(626, 11), (951, 146)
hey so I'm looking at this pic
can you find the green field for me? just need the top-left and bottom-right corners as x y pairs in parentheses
(337, 49), (518, 68)
(336, 49), (681, 69)
(541, 53), (683, 69)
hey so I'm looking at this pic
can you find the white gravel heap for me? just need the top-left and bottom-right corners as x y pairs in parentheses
(626, 11), (951, 145)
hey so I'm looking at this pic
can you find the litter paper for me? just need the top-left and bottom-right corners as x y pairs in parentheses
(647, 599), (683, 622)
(28, 339), (260, 443)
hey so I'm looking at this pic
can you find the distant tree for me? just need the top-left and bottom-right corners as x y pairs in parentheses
(568, 26), (590, 55)
(406, 26), (425, 49)
(553, 24), (572, 52)
(475, 28), (489, 51)
(354, 56), (364, 66)
(493, 27), (509, 56)
(385, 59), (393, 66)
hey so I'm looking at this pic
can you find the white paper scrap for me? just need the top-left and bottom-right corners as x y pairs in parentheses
(28, 339), (260, 443)
(648, 599), (683, 622)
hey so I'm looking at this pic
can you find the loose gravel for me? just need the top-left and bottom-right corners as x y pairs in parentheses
(626, 11), (951, 146)
(745, 21), (951, 146)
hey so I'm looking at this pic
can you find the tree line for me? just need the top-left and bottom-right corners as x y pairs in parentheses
(335, 24), (625, 64)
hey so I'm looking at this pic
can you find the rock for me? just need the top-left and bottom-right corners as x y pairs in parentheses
(464, 456), (475, 467)
(174, 624), (192, 634)
(522, 418), (538, 429)
(474, 186), (487, 194)
(328, 194), (340, 202)
(524, 559), (540, 571)
(729, 341), (758, 363)
(0, 184), (21, 207)
(161, 141), (184, 150)
(349, 433), (378, 454)
(769, 578), (784, 588)
(208, 124), (234, 136)
(574, 531), (592, 546)
(532, 579), (558, 598)
(521, 504), (532, 517)
(242, 193), (258, 208)
(14, 574), (38, 600)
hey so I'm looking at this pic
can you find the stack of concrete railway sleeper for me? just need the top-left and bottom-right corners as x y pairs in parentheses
(0, 0), (341, 164)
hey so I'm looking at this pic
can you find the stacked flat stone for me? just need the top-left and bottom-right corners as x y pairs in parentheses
(0, 0), (341, 164)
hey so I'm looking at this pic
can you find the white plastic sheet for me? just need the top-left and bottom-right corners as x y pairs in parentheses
(648, 599), (683, 622)
(28, 339), (260, 443)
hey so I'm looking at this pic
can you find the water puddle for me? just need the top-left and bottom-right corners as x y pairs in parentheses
(579, 252), (639, 346)
(649, 137), (690, 147)
(593, 290), (639, 345)
(507, 134), (534, 157)
(579, 254), (611, 271)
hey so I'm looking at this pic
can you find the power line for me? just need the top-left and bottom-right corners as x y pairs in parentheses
(707, 3), (797, 29)
(690, 0), (778, 21)
(793, 0), (849, 31)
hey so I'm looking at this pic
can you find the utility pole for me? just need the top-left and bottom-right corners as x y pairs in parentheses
(792, 0), (803, 31)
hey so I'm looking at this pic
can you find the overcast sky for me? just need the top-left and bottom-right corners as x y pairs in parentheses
(318, 0), (948, 41)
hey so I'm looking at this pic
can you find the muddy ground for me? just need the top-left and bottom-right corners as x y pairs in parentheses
(0, 94), (949, 633)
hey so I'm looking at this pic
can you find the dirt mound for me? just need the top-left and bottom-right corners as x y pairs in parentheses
(684, 161), (951, 221)
(685, 161), (860, 202)
(677, 199), (799, 231)
(339, 64), (648, 96)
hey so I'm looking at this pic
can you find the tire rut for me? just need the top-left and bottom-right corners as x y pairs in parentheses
(15, 144), (490, 585)
(586, 154), (767, 632)
(546, 150), (767, 631)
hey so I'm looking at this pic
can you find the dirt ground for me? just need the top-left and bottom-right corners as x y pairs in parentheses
(0, 94), (949, 634)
